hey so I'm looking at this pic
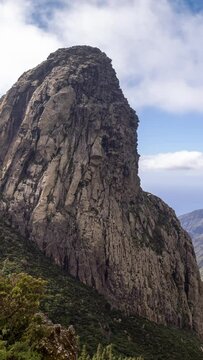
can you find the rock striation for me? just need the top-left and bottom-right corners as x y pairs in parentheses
(0, 46), (203, 334)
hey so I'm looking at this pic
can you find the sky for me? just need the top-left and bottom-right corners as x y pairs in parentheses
(0, 0), (203, 215)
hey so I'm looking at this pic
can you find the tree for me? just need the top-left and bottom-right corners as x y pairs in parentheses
(0, 272), (77, 360)
(0, 272), (46, 343)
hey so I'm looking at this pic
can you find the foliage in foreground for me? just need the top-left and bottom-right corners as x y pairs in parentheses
(0, 272), (45, 359)
(0, 272), (46, 342)
(79, 344), (144, 360)
(0, 271), (142, 360)
(0, 271), (77, 360)
(0, 220), (203, 359)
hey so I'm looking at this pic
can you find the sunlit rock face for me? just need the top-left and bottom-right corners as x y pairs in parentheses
(0, 46), (203, 335)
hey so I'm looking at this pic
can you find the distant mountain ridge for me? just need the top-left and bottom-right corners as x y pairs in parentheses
(179, 209), (203, 277)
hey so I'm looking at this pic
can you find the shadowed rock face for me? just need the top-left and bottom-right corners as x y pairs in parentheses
(0, 46), (203, 334)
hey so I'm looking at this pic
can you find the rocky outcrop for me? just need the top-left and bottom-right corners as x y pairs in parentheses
(29, 313), (77, 360)
(0, 46), (203, 335)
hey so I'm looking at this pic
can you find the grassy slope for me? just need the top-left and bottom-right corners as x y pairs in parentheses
(0, 219), (203, 360)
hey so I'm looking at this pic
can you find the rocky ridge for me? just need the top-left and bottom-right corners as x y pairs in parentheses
(0, 46), (202, 334)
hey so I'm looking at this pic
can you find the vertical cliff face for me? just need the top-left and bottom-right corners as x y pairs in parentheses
(0, 46), (202, 335)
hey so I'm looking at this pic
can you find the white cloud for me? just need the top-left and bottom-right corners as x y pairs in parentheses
(0, 0), (61, 95)
(48, 0), (203, 112)
(140, 151), (203, 171)
(139, 150), (203, 214)
(1, 0), (203, 112)
(139, 167), (203, 215)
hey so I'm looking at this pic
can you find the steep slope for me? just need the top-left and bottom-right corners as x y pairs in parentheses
(0, 218), (203, 360)
(0, 46), (202, 334)
(179, 210), (203, 277)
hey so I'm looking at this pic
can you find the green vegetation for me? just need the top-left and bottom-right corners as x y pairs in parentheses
(0, 272), (46, 341)
(0, 271), (78, 359)
(79, 344), (143, 360)
(0, 219), (203, 359)
(0, 272), (45, 359)
(0, 340), (41, 360)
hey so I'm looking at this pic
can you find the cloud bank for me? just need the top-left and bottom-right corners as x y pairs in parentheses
(140, 151), (203, 171)
(1, 0), (203, 113)
(140, 166), (203, 215)
(139, 150), (203, 214)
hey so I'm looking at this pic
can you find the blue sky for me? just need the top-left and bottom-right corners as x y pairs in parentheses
(177, 0), (203, 12)
(138, 109), (203, 154)
(138, 109), (203, 215)
(1, 0), (203, 215)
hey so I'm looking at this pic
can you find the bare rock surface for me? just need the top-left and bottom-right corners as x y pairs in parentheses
(31, 313), (77, 360)
(0, 46), (202, 334)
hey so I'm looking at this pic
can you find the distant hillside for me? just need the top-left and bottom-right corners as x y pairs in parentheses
(0, 218), (203, 360)
(179, 209), (203, 277)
